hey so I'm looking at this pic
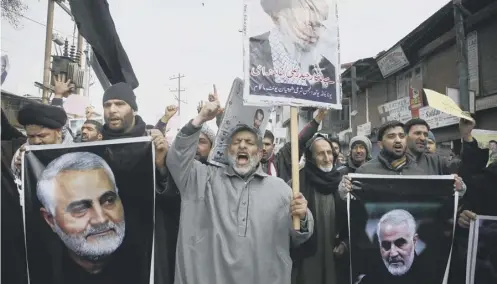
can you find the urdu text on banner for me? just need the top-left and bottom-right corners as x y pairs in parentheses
(243, 0), (341, 109)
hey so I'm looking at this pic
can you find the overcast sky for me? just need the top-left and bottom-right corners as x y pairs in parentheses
(1, 0), (449, 128)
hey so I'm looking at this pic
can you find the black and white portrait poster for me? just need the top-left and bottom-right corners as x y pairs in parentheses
(208, 78), (271, 167)
(466, 215), (497, 284)
(347, 174), (457, 284)
(22, 137), (155, 284)
(243, 0), (341, 108)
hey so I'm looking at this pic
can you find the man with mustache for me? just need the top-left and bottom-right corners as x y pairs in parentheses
(357, 209), (421, 284)
(404, 118), (486, 176)
(80, 120), (103, 142)
(261, 109), (327, 182)
(167, 86), (314, 284)
(338, 136), (372, 175)
(250, 0), (336, 92)
(37, 152), (130, 282)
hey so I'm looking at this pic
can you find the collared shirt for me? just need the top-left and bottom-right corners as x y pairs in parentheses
(167, 121), (314, 284)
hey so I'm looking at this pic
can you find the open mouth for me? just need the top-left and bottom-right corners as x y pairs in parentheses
(237, 153), (249, 165)
(393, 144), (403, 152)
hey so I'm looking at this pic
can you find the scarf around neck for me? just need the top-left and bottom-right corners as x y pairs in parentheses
(102, 115), (146, 140)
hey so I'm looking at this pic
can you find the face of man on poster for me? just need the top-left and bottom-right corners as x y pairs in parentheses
(274, 2), (329, 54)
(37, 152), (125, 271)
(377, 209), (418, 276)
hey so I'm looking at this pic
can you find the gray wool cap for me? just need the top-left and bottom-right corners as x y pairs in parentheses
(349, 135), (373, 160)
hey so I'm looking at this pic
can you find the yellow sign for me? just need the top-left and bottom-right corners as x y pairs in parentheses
(423, 89), (474, 122)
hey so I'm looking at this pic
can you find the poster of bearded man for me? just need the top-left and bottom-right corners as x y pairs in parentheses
(244, 0), (341, 108)
(346, 174), (457, 284)
(21, 137), (155, 284)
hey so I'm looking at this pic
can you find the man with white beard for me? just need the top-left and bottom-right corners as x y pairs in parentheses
(250, 0), (336, 91)
(36, 152), (127, 280)
(167, 87), (314, 284)
(357, 209), (420, 284)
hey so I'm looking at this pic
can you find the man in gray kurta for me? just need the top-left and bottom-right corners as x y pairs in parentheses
(167, 89), (314, 284)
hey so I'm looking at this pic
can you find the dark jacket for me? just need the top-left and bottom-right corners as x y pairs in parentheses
(1, 112), (28, 284)
(356, 153), (425, 175)
(102, 115), (177, 284)
(410, 139), (488, 176)
(262, 119), (320, 182)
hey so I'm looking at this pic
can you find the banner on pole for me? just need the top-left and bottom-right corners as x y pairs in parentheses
(22, 138), (155, 284)
(347, 174), (456, 284)
(209, 78), (271, 167)
(243, 0), (341, 109)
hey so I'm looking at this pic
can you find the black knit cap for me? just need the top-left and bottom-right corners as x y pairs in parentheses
(18, 103), (67, 129)
(102, 82), (138, 111)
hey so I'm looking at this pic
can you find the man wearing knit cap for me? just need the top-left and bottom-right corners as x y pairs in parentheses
(338, 135), (372, 174)
(100, 82), (174, 284)
(11, 103), (71, 173)
(426, 131), (436, 153)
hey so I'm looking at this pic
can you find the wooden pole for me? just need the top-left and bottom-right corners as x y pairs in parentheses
(42, 0), (55, 104)
(290, 106), (301, 230)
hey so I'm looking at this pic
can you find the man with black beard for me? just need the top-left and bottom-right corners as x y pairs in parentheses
(404, 118), (486, 176)
(80, 120), (103, 142)
(338, 121), (466, 282)
(99, 83), (175, 284)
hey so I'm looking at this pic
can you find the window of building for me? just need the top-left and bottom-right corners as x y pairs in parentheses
(396, 64), (423, 98)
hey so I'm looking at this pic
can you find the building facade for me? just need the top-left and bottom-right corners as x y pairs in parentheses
(342, 0), (497, 153)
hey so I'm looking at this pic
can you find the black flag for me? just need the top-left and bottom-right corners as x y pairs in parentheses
(68, 0), (139, 89)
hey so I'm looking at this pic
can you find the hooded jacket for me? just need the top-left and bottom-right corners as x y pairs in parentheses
(338, 135), (373, 174)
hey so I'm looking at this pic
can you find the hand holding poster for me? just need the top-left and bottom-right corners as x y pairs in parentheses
(22, 138), (154, 284)
(208, 78), (271, 166)
(244, 0), (341, 108)
(347, 174), (457, 284)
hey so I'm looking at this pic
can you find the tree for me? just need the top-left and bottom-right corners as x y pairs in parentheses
(1, 0), (28, 29)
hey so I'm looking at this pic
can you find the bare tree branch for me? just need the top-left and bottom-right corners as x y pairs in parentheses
(1, 0), (28, 29)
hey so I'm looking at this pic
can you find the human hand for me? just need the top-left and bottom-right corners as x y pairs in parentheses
(459, 115), (475, 142)
(53, 73), (73, 98)
(457, 210), (476, 229)
(193, 85), (222, 126)
(291, 192), (308, 219)
(333, 242), (347, 258)
(314, 108), (328, 122)
(149, 129), (168, 169)
(14, 144), (27, 170)
(162, 105), (178, 123)
(338, 175), (352, 200)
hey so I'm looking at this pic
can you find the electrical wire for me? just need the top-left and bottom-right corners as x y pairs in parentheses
(3, 8), (73, 39)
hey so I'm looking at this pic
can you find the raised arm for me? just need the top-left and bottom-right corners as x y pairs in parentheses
(166, 86), (222, 195)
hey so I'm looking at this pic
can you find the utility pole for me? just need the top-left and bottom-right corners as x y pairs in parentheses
(453, 0), (470, 111)
(351, 66), (358, 135)
(42, 0), (55, 104)
(169, 73), (186, 115)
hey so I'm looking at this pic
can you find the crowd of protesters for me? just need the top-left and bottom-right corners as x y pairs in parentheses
(2, 77), (496, 284)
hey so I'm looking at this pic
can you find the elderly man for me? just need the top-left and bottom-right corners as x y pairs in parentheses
(250, 0), (336, 91)
(37, 152), (127, 280)
(167, 87), (314, 284)
(358, 209), (421, 284)
(290, 134), (345, 284)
